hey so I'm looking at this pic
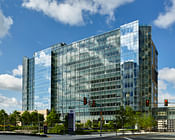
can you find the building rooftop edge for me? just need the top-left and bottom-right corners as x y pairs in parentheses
(28, 20), (153, 58)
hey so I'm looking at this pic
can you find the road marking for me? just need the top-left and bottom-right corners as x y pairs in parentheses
(124, 137), (133, 140)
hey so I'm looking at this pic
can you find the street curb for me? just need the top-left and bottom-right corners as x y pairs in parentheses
(0, 132), (47, 137)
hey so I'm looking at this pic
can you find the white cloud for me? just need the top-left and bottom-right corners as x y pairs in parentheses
(159, 67), (175, 87)
(0, 10), (13, 38)
(158, 80), (167, 90)
(12, 65), (22, 76)
(0, 94), (21, 113)
(0, 65), (22, 91)
(158, 67), (175, 106)
(154, 0), (175, 28)
(0, 74), (22, 91)
(22, 0), (134, 25)
(92, 0), (134, 22)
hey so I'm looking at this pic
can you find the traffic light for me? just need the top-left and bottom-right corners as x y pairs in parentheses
(146, 99), (149, 107)
(92, 100), (96, 107)
(83, 97), (87, 105)
(164, 99), (168, 106)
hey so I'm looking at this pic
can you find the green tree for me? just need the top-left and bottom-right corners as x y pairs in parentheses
(138, 113), (156, 131)
(0, 109), (8, 125)
(46, 109), (60, 127)
(64, 114), (68, 130)
(85, 120), (92, 128)
(76, 123), (84, 130)
(29, 111), (44, 126)
(115, 106), (136, 129)
(135, 111), (142, 129)
(54, 124), (64, 133)
(30, 111), (38, 126)
(108, 121), (115, 129)
(115, 106), (126, 129)
(49, 124), (64, 134)
(124, 106), (136, 128)
(21, 111), (31, 125)
(9, 110), (21, 126)
(92, 121), (98, 128)
(39, 113), (44, 126)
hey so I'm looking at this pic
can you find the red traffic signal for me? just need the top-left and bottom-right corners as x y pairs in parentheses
(92, 100), (96, 107)
(164, 99), (168, 106)
(146, 99), (149, 107)
(83, 97), (87, 105)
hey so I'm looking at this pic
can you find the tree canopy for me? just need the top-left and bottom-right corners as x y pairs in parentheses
(115, 106), (156, 131)
(21, 111), (31, 125)
(9, 110), (21, 126)
(0, 109), (8, 125)
(115, 106), (136, 129)
(46, 109), (60, 127)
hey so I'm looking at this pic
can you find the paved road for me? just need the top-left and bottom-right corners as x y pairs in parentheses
(1, 133), (175, 140)
(79, 134), (175, 140)
(124, 134), (175, 140)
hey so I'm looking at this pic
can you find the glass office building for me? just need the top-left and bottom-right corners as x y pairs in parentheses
(22, 20), (158, 122)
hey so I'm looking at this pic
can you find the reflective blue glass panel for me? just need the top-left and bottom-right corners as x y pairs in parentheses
(52, 30), (121, 121)
(120, 20), (139, 110)
(120, 20), (139, 64)
(34, 48), (51, 110)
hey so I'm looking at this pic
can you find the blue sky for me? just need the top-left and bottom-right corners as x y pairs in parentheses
(0, 0), (175, 113)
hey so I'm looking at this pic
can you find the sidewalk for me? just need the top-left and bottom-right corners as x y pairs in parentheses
(1, 131), (175, 140)
(0, 131), (47, 137)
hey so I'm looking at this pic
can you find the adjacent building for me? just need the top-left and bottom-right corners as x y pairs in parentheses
(152, 107), (175, 132)
(22, 20), (158, 123)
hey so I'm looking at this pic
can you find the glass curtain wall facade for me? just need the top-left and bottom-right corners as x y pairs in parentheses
(51, 30), (121, 121)
(22, 57), (28, 110)
(34, 48), (51, 110)
(22, 57), (34, 110)
(120, 21), (139, 111)
(139, 26), (158, 112)
(22, 20), (158, 122)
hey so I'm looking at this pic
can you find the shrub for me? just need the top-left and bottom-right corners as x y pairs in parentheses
(48, 124), (64, 134)
(76, 123), (84, 130)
